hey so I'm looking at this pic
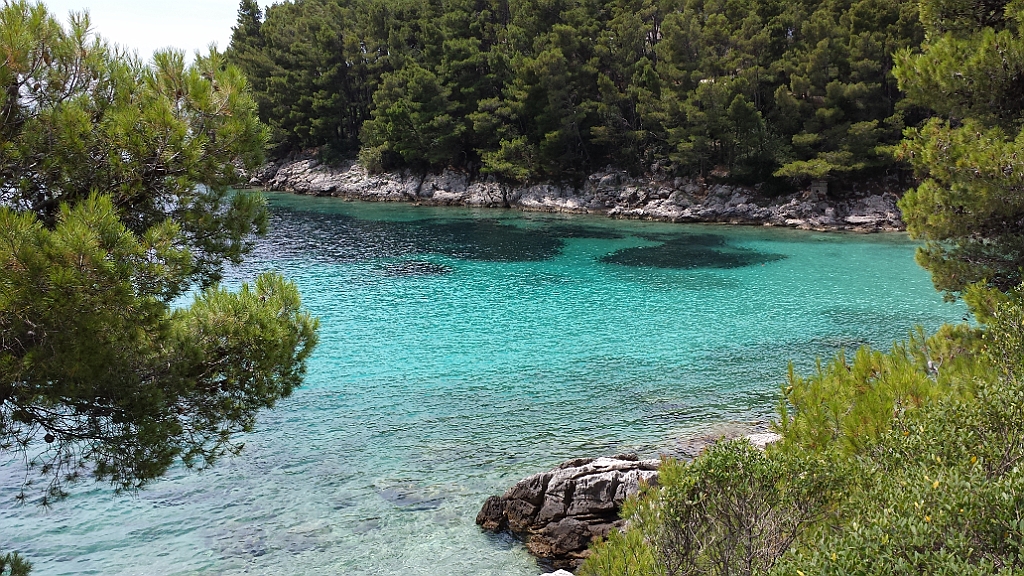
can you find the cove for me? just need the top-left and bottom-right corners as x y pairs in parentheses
(0, 193), (965, 575)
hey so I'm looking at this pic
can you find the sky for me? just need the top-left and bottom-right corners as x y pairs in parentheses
(40, 1), (271, 60)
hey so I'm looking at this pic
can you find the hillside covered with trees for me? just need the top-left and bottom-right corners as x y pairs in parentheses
(227, 0), (924, 188)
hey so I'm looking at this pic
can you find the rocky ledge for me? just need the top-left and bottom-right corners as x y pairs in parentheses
(253, 158), (906, 232)
(477, 431), (782, 570)
(476, 454), (660, 569)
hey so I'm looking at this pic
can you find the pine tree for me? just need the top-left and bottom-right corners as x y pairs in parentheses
(894, 0), (1024, 296)
(0, 1), (319, 504)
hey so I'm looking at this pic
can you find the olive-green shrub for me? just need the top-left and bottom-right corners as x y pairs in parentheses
(776, 323), (985, 455)
(775, 382), (1024, 575)
(581, 441), (845, 576)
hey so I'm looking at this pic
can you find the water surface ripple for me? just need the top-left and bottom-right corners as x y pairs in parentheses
(0, 195), (965, 575)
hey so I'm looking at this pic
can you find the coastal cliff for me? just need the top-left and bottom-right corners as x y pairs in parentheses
(252, 158), (906, 232)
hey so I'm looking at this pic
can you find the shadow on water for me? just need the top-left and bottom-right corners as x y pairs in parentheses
(600, 233), (786, 269)
(262, 205), (789, 272)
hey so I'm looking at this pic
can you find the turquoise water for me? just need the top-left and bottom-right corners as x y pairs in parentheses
(0, 194), (965, 575)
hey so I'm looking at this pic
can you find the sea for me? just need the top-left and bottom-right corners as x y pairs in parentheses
(0, 193), (966, 575)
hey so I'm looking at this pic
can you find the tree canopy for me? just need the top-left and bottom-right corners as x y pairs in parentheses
(894, 0), (1024, 297)
(228, 0), (925, 186)
(0, 1), (318, 503)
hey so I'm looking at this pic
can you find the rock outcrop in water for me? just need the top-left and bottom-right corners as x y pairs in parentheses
(476, 454), (660, 569)
(477, 430), (782, 569)
(252, 157), (906, 232)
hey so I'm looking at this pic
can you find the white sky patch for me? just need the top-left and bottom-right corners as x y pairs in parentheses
(40, 1), (272, 62)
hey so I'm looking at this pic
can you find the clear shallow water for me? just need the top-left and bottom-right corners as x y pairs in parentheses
(0, 194), (965, 575)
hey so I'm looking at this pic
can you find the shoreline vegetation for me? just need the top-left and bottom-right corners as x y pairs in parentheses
(254, 155), (906, 232)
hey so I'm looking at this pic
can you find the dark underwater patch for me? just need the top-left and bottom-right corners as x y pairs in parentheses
(377, 485), (445, 511)
(600, 234), (785, 269)
(264, 208), (424, 263)
(416, 219), (564, 262)
(377, 260), (454, 277)
(265, 209), (568, 263)
(541, 223), (627, 240)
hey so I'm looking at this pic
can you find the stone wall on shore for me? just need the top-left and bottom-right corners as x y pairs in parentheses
(252, 158), (907, 232)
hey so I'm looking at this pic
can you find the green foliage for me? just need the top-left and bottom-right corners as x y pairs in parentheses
(895, 0), (1024, 297)
(580, 520), (659, 576)
(361, 64), (465, 169)
(581, 441), (845, 576)
(774, 292), (1024, 575)
(896, 120), (1024, 296)
(917, 0), (1018, 35)
(0, 552), (30, 576)
(480, 136), (535, 181)
(775, 287), (1024, 574)
(1, 1), (269, 286)
(231, 0), (924, 183)
(227, 0), (374, 156)
(0, 1), (319, 505)
(776, 324), (983, 454)
(0, 195), (319, 500)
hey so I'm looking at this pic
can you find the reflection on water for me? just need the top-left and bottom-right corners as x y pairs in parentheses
(0, 194), (965, 576)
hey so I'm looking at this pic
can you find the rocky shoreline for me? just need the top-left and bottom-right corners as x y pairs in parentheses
(478, 428), (782, 572)
(478, 454), (660, 570)
(252, 158), (906, 232)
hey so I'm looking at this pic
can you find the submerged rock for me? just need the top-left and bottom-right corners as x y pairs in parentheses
(377, 483), (446, 510)
(476, 454), (660, 569)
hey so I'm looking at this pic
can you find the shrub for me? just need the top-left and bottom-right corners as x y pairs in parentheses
(774, 381), (1024, 575)
(774, 286), (1024, 575)
(775, 324), (984, 455)
(581, 441), (845, 576)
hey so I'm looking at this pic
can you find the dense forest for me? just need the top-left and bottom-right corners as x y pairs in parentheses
(227, 0), (924, 187)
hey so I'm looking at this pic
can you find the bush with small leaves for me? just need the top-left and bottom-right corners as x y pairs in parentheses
(581, 441), (847, 576)
(774, 384), (1024, 575)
